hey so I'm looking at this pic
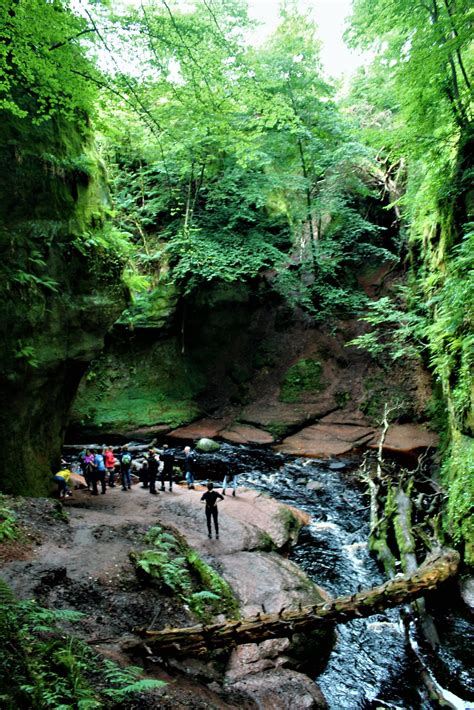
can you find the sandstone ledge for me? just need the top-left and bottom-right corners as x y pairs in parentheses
(169, 418), (275, 445)
(277, 417), (438, 458)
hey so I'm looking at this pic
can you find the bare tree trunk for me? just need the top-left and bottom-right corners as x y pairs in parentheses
(132, 549), (459, 657)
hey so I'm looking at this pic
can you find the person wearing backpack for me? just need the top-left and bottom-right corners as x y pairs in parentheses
(120, 446), (133, 491)
(104, 447), (117, 487)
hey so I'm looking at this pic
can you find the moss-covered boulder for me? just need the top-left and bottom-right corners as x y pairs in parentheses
(196, 438), (221, 452)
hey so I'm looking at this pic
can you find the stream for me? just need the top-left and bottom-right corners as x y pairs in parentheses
(66, 441), (473, 709)
(201, 443), (473, 710)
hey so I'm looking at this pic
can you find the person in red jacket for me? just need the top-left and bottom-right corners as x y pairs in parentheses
(104, 447), (117, 488)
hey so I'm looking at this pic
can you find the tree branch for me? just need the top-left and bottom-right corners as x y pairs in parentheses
(49, 28), (96, 51)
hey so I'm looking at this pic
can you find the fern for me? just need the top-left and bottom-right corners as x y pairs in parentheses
(101, 659), (165, 701)
(0, 578), (16, 606)
(134, 525), (239, 621)
(0, 506), (20, 542)
(188, 590), (221, 617)
(0, 589), (165, 708)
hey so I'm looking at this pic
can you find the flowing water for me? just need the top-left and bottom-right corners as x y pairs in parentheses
(202, 443), (473, 710)
(66, 441), (473, 709)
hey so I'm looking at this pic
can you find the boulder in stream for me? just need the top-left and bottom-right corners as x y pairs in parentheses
(196, 437), (221, 452)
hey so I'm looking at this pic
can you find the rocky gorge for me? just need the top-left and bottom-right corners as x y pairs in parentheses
(0, 1), (472, 707)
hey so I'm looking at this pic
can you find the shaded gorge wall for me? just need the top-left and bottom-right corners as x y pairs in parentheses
(0, 111), (126, 494)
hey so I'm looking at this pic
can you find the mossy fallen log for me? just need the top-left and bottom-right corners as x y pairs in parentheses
(139, 548), (459, 657)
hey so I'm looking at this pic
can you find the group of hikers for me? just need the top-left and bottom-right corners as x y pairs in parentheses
(54, 443), (239, 539)
(75, 444), (178, 496)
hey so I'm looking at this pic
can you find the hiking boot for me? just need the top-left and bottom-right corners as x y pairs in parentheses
(216, 534), (219, 539)
(208, 534), (212, 539)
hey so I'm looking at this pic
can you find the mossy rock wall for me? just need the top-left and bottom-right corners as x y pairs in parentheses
(70, 336), (203, 435)
(69, 282), (276, 436)
(0, 111), (125, 495)
(410, 127), (474, 563)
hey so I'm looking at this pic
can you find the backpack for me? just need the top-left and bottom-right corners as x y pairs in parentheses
(122, 454), (131, 465)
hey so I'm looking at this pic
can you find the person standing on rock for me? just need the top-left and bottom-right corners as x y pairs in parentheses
(201, 482), (224, 539)
(120, 446), (133, 491)
(160, 444), (174, 492)
(183, 445), (196, 489)
(93, 448), (107, 495)
(147, 449), (159, 495)
(222, 469), (238, 497)
(104, 447), (117, 488)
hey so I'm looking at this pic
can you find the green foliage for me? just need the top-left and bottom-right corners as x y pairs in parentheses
(347, 0), (473, 562)
(101, 660), (165, 702)
(279, 358), (324, 403)
(424, 227), (474, 430)
(0, 581), (164, 709)
(91, 0), (393, 322)
(348, 294), (427, 361)
(0, 0), (97, 124)
(441, 432), (474, 564)
(0, 502), (20, 542)
(361, 371), (420, 424)
(134, 526), (239, 621)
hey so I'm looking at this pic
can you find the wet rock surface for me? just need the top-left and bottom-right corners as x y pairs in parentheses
(0, 479), (329, 707)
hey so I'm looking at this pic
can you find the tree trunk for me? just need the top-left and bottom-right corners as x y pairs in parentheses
(135, 549), (459, 657)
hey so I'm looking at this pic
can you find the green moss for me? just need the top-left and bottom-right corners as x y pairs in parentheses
(277, 507), (304, 542)
(279, 358), (324, 403)
(185, 550), (240, 620)
(117, 281), (179, 329)
(0, 111), (125, 496)
(265, 421), (292, 440)
(360, 372), (414, 423)
(71, 339), (204, 431)
(441, 431), (474, 565)
(133, 526), (239, 622)
(256, 531), (278, 551)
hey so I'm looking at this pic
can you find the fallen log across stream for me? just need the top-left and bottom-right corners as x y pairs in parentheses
(137, 548), (459, 657)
